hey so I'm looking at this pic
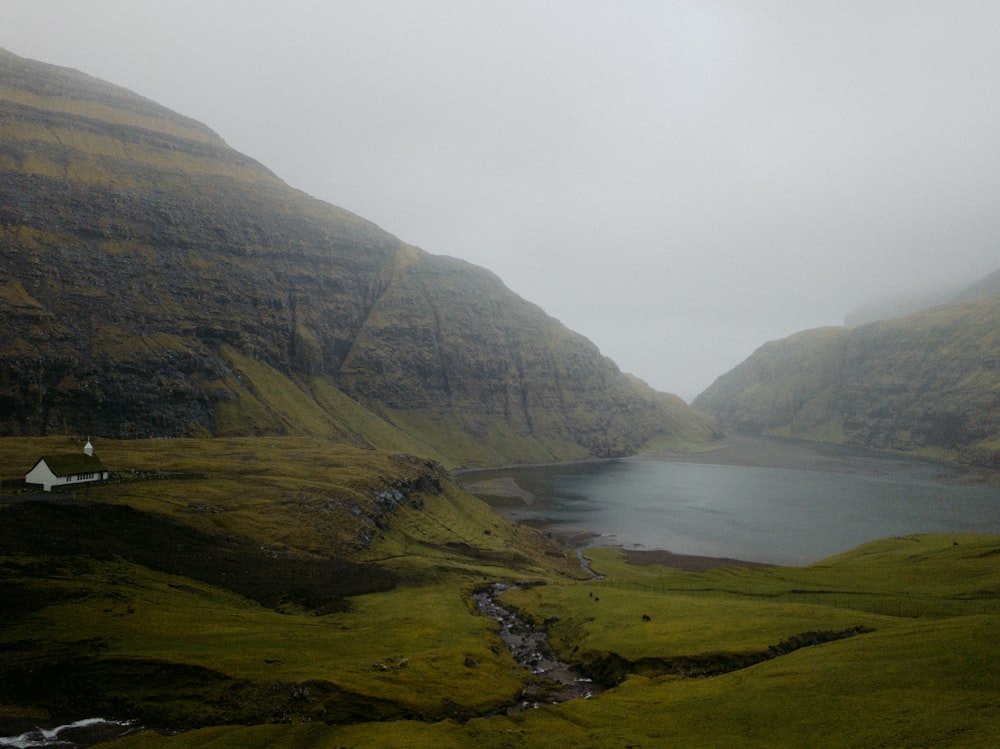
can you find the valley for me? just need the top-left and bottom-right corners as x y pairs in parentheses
(2, 437), (1000, 747)
(0, 42), (998, 748)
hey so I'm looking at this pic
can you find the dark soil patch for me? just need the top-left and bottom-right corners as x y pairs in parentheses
(0, 580), (88, 625)
(583, 626), (875, 685)
(0, 501), (396, 613)
(439, 541), (530, 566)
(0, 656), (411, 734)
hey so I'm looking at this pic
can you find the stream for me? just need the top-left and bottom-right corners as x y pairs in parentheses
(474, 583), (601, 711)
(0, 718), (138, 749)
(4, 570), (601, 742)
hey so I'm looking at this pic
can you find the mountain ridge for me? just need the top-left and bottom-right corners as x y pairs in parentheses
(695, 279), (1000, 468)
(0, 47), (717, 467)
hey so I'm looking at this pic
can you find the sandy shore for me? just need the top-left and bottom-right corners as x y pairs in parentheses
(543, 516), (773, 572)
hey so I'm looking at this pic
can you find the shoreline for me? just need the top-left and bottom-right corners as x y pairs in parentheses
(636, 434), (996, 482)
(459, 433), (999, 488)
(543, 525), (777, 574)
(452, 454), (616, 478)
(619, 548), (775, 572)
(459, 434), (1000, 571)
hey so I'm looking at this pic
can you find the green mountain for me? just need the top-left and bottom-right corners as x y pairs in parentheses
(0, 48), (716, 468)
(694, 280), (1000, 468)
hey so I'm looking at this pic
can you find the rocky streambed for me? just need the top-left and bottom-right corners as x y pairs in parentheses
(474, 583), (600, 711)
(0, 718), (139, 749)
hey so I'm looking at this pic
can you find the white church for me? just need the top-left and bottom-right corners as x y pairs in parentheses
(25, 439), (109, 492)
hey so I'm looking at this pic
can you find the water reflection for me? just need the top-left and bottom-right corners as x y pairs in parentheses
(462, 447), (1000, 565)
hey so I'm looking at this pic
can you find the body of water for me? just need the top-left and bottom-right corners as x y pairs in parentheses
(463, 442), (1000, 565)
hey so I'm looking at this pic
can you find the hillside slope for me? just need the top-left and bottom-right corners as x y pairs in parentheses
(0, 435), (589, 732)
(0, 48), (716, 467)
(694, 287), (1000, 468)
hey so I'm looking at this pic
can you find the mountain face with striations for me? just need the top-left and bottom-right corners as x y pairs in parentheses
(694, 275), (1000, 468)
(0, 48), (717, 468)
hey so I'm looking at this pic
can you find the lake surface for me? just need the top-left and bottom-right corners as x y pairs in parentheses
(462, 439), (1000, 565)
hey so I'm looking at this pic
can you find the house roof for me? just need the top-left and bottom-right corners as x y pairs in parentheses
(38, 452), (106, 476)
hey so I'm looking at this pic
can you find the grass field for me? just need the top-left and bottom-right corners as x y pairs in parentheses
(2, 438), (999, 747)
(100, 538), (1000, 748)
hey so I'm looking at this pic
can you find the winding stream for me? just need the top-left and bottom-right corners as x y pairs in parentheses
(474, 583), (601, 711)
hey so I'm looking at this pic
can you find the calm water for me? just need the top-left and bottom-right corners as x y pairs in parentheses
(465, 447), (1000, 565)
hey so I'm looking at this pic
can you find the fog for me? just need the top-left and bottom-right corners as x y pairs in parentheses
(4, 2), (1000, 400)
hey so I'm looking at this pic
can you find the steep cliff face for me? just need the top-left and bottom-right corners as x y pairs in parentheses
(837, 295), (1000, 462)
(0, 48), (716, 466)
(692, 327), (847, 438)
(694, 289), (1000, 468)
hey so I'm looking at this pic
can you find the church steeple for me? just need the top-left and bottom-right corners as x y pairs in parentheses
(84, 439), (93, 456)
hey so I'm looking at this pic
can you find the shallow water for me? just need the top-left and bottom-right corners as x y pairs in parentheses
(0, 718), (137, 749)
(465, 444), (1000, 565)
(474, 584), (599, 709)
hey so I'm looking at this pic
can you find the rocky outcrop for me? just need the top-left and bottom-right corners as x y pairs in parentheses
(0, 47), (717, 466)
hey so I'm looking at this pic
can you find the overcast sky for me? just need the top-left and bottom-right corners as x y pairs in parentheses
(4, 2), (1000, 399)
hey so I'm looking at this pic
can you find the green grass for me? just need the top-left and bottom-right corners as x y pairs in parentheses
(506, 585), (887, 667)
(99, 613), (1000, 748)
(579, 536), (1000, 619)
(480, 613), (1000, 748)
(100, 535), (1000, 748)
(0, 436), (583, 729)
(2, 436), (433, 555)
(492, 537), (1000, 692)
(2, 437), (998, 746)
(215, 345), (349, 439)
(0, 557), (523, 720)
(0, 436), (582, 579)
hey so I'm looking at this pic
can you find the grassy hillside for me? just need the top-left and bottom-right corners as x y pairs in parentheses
(694, 289), (1000, 468)
(0, 437), (586, 731)
(13, 512), (991, 749)
(0, 47), (717, 468)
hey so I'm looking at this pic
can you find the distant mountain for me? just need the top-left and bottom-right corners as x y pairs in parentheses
(844, 267), (1000, 327)
(694, 273), (1000, 468)
(843, 287), (960, 327)
(0, 48), (717, 468)
(956, 266), (1000, 301)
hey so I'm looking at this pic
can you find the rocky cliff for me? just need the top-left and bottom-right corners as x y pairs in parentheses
(0, 48), (717, 467)
(694, 284), (1000, 468)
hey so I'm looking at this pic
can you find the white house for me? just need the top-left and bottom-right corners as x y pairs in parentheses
(25, 440), (109, 492)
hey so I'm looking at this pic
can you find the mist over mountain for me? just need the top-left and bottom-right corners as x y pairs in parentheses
(695, 272), (1000, 468)
(843, 287), (961, 328)
(843, 267), (1000, 327)
(956, 266), (1000, 302)
(0, 48), (716, 468)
